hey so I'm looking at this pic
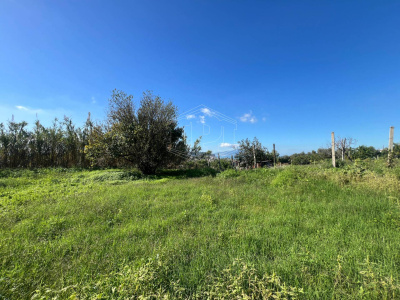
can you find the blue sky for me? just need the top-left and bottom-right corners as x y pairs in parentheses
(1, 1), (400, 155)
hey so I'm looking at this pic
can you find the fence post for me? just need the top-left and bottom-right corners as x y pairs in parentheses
(389, 126), (394, 151)
(331, 132), (336, 168)
(273, 143), (276, 167)
(253, 145), (256, 169)
(388, 126), (394, 167)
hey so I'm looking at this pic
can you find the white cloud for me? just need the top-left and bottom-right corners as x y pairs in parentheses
(200, 107), (213, 116)
(91, 96), (96, 104)
(220, 143), (238, 149)
(240, 111), (257, 123)
(15, 105), (43, 114)
(16, 105), (28, 111)
(186, 114), (196, 119)
(240, 113), (251, 122)
(199, 115), (206, 124)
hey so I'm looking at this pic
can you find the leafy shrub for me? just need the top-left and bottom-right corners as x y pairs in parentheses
(290, 152), (311, 165)
(335, 159), (347, 168)
(217, 169), (240, 179)
(87, 170), (142, 182)
(271, 168), (305, 187)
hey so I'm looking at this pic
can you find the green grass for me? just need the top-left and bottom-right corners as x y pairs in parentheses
(1, 166), (400, 299)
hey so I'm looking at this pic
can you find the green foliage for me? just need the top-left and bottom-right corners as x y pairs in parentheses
(358, 257), (400, 299)
(217, 169), (240, 178)
(288, 148), (333, 165)
(235, 137), (274, 167)
(31, 258), (303, 299)
(279, 155), (290, 164)
(271, 167), (305, 187)
(204, 259), (303, 299)
(157, 167), (217, 178)
(86, 90), (188, 174)
(210, 157), (233, 170)
(352, 145), (379, 160)
(0, 90), (193, 173)
(290, 152), (311, 165)
(0, 116), (93, 168)
(88, 169), (143, 182)
(2, 165), (400, 298)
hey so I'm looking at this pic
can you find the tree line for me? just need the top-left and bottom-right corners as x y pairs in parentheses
(0, 117), (93, 169)
(1, 89), (393, 172)
(280, 144), (398, 165)
(0, 90), (189, 174)
(0, 90), (278, 173)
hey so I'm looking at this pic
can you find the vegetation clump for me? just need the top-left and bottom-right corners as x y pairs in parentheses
(1, 164), (400, 298)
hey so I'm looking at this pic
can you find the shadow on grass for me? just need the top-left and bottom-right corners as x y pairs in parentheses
(0, 167), (218, 182)
(155, 168), (218, 179)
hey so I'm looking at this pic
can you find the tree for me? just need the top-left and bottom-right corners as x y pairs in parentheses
(335, 136), (356, 161)
(290, 152), (311, 165)
(317, 148), (331, 160)
(279, 155), (290, 164)
(235, 137), (272, 167)
(89, 89), (188, 174)
(352, 145), (378, 160)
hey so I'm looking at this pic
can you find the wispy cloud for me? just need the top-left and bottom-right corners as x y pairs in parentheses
(240, 111), (257, 123)
(220, 142), (238, 149)
(200, 107), (213, 116)
(16, 105), (28, 111)
(91, 96), (96, 104)
(15, 105), (43, 114)
(199, 115), (206, 124)
(262, 117), (267, 122)
(186, 114), (196, 120)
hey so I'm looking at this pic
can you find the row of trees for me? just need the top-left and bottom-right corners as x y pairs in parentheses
(1, 89), (394, 172)
(0, 89), (279, 173)
(0, 117), (93, 168)
(280, 144), (399, 165)
(0, 90), (193, 174)
(234, 137), (275, 166)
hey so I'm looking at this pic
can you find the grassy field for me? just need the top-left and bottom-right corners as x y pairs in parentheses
(1, 162), (400, 299)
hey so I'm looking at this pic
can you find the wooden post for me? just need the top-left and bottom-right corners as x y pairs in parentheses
(388, 126), (394, 167)
(331, 132), (336, 168)
(253, 145), (256, 169)
(273, 144), (276, 167)
(389, 126), (394, 152)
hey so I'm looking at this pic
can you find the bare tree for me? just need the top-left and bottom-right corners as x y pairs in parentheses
(335, 136), (357, 161)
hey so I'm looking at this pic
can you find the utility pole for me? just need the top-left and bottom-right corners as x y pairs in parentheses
(331, 132), (336, 168)
(218, 153), (221, 171)
(253, 145), (256, 169)
(273, 144), (276, 167)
